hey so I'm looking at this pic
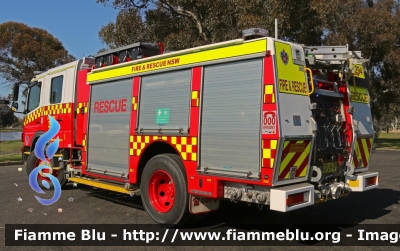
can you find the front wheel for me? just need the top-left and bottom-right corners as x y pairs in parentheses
(140, 154), (191, 225)
(26, 152), (67, 189)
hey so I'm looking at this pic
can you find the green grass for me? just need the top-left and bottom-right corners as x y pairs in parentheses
(0, 140), (23, 162)
(0, 154), (21, 162)
(374, 133), (400, 150)
(0, 128), (22, 132)
(0, 140), (22, 153)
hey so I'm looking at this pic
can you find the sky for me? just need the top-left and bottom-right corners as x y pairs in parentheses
(0, 0), (120, 110)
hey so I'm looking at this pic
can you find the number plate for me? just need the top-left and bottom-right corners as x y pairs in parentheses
(322, 162), (337, 173)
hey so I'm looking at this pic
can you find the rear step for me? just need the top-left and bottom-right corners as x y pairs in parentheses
(68, 177), (140, 196)
(345, 171), (379, 192)
(23, 152), (62, 157)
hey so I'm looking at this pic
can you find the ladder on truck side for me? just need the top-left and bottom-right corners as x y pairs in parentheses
(303, 45), (368, 98)
(304, 45), (367, 63)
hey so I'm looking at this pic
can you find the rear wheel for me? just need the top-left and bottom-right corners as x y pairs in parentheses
(26, 152), (67, 189)
(140, 154), (191, 225)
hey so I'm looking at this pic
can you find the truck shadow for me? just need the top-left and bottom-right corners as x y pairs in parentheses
(186, 188), (400, 246)
(197, 188), (400, 226)
(67, 182), (399, 227)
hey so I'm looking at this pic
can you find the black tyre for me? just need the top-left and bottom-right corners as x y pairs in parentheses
(140, 153), (191, 225)
(26, 152), (67, 189)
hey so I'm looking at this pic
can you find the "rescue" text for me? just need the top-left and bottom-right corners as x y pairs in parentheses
(93, 99), (127, 113)
(350, 91), (368, 103)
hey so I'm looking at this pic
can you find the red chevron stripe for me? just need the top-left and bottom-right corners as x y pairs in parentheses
(366, 138), (372, 151)
(353, 142), (359, 168)
(278, 152), (303, 180)
(358, 138), (368, 167)
(295, 154), (310, 177)
(279, 140), (311, 180)
(281, 141), (296, 156)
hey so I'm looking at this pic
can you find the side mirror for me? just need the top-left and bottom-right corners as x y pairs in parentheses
(12, 83), (19, 101)
(11, 101), (18, 111)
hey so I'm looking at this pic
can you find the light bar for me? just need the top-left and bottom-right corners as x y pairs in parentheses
(93, 42), (163, 69)
(242, 28), (268, 40)
(287, 192), (307, 207)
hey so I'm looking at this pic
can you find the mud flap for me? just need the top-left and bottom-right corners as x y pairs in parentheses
(189, 195), (220, 214)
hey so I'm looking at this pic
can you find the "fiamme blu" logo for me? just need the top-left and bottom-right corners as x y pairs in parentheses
(28, 115), (62, 206)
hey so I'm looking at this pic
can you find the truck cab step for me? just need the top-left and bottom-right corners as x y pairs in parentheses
(68, 177), (140, 196)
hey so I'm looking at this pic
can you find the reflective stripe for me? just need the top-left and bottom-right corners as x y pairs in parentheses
(82, 134), (86, 151)
(264, 85), (275, 103)
(278, 140), (311, 180)
(87, 40), (267, 82)
(76, 102), (89, 114)
(24, 103), (72, 126)
(131, 97), (137, 110)
(353, 138), (372, 168)
(191, 91), (200, 107)
(262, 139), (278, 168)
(129, 136), (198, 161)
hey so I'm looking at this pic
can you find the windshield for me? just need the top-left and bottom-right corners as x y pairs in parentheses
(26, 82), (41, 113)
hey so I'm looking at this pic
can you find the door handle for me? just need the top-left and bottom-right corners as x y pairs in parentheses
(35, 121), (40, 124)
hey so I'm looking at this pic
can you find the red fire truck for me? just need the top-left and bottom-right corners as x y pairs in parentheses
(13, 28), (378, 225)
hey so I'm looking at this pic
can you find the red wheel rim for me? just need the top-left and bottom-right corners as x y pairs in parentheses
(34, 159), (59, 182)
(148, 170), (175, 213)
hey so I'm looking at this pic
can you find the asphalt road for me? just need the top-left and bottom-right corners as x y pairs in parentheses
(1, 150), (400, 251)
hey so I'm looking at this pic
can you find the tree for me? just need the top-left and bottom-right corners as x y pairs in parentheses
(308, 0), (400, 121)
(0, 22), (76, 89)
(97, 0), (400, 124)
(97, 0), (324, 51)
(0, 104), (14, 127)
(98, 8), (148, 49)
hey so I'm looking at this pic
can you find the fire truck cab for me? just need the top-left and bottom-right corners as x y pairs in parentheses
(20, 28), (378, 225)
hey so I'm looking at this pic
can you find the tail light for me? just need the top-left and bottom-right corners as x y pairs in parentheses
(366, 176), (378, 187)
(286, 192), (307, 207)
(21, 132), (24, 142)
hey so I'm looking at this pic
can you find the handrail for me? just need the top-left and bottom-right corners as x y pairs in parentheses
(305, 67), (314, 96)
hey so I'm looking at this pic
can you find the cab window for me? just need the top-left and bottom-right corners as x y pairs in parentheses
(50, 76), (63, 104)
(27, 82), (41, 112)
